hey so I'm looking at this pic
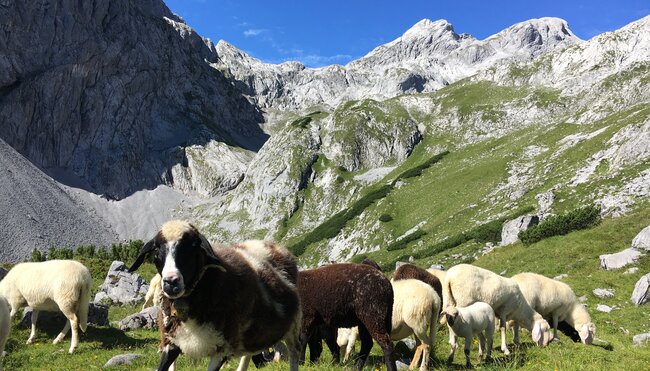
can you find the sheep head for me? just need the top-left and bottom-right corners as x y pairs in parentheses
(531, 318), (552, 347)
(129, 220), (223, 299)
(441, 307), (460, 327)
(579, 323), (596, 345)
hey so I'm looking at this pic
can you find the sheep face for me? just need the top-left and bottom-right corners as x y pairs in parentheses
(579, 323), (596, 344)
(129, 220), (221, 299)
(442, 307), (459, 327)
(531, 319), (552, 347)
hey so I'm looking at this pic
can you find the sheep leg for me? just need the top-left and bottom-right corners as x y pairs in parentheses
(486, 321), (494, 361)
(463, 336), (472, 369)
(67, 313), (79, 353)
(412, 328), (431, 371)
(409, 339), (423, 369)
(446, 331), (457, 365)
(355, 326), (373, 370)
(236, 355), (251, 371)
(158, 344), (181, 371)
(207, 355), (227, 371)
(282, 318), (301, 371)
(323, 326), (340, 364)
(26, 310), (39, 344)
(53, 320), (70, 344)
(552, 315), (559, 341)
(477, 333), (485, 362)
(343, 336), (355, 363)
(513, 322), (520, 346)
(499, 316), (510, 355)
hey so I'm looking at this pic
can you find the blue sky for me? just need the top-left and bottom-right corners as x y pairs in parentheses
(165, 0), (649, 67)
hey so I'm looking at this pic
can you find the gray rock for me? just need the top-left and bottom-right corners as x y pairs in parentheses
(429, 264), (445, 271)
(554, 274), (568, 280)
(396, 360), (410, 371)
(400, 338), (417, 351)
(632, 226), (650, 251)
(599, 248), (642, 270)
(633, 333), (650, 347)
(395, 261), (409, 270)
(578, 295), (588, 303)
(536, 191), (555, 216)
(119, 306), (160, 331)
(501, 215), (539, 245)
(631, 273), (650, 306)
(94, 261), (149, 305)
(596, 304), (612, 313)
(625, 267), (640, 275)
(104, 353), (142, 367)
(21, 302), (108, 327)
(88, 302), (109, 326)
(593, 288), (615, 298)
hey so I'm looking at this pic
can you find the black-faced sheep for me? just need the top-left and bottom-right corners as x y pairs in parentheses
(0, 295), (10, 371)
(441, 301), (495, 368)
(298, 263), (396, 371)
(443, 264), (551, 355)
(0, 260), (92, 353)
(511, 272), (596, 344)
(129, 220), (302, 371)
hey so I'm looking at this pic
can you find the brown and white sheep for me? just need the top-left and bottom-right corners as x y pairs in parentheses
(0, 260), (92, 354)
(443, 264), (551, 355)
(129, 220), (302, 371)
(298, 263), (397, 371)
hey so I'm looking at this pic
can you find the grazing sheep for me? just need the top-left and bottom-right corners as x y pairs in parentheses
(390, 279), (440, 371)
(142, 273), (163, 310)
(0, 260), (91, 354)
(443, 264), (551, 355)
(0, 295), (10, 371)
(298, 263), (396, 371)
(442, 302), (495, 369)
(129, 221), (302, 371)
(511, 272), (596, 344)
(337, 327), (359, 363)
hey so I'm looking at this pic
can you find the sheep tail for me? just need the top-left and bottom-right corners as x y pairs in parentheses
(77, 278), (92, 332)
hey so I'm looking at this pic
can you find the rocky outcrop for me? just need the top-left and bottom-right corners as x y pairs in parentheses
(632, 226), (650, 251)
(599, 248), (643, 270)
(0, 0), (264, 199)
(94, 261), (148, 305)
(501, 215), (539, 245)
(118, 306), (160, 330)
(631, 273), (650, 306)
(104, 354), (142, 368)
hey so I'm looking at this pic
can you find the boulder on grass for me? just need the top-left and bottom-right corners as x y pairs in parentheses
(632, 226), (650, 251)
(118, 306), (160, 331)
(631, 273), (650, 306)
(94, 261), (149, 305)
(599, 248), (642, 270)
(501, 215), (539, 246)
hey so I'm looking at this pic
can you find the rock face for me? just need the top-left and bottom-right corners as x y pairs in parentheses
(593, 288), (615, 298)
(0, 0), (264, 199)
(631, 273), (650, 306)
(632, 226), (650, 251)
(94, 261), (148, 305)
(634, 333), (650, 347)
(0, 139), (118, 262)
(599, 248), (643, 270)
(119, 306), (160, 331)
(501, 215), (539, 245)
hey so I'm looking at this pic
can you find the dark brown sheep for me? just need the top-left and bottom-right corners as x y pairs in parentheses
(298, 263), (396, 371)
(129, 220), (301, 371)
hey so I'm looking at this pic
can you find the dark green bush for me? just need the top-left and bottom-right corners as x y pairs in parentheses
(350, 254), (369, 263)
(379, 214), (393, 222)
(386, 230), (427, 251)
(519, 205), (601, 246)
(32, 240), (144, 263)
(392, 151), (449, 182)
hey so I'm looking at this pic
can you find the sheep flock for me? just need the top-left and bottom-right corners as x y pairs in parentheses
(0, 220), (603, 370)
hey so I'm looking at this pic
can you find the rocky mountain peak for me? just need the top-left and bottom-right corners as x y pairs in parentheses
(486, 17), (580, 51)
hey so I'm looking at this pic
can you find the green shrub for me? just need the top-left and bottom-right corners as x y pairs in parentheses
(290, 116), (312, 129)
(379, 214), (393, 222)
(386, 230), (427, 251)
(392, 151), (449, 182)
(519, 205), (601, 246)
(350, 254), (368, 263)
(36, 240), (144, 263)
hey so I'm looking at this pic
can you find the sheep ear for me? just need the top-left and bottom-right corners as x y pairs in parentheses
(129, 239), (155, 272)
(532, 323), (542, 346)
(199, 234), (225, 272)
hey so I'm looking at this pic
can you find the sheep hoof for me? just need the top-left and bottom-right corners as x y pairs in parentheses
(465, 362), (473, 369)
(446, 356), (454, 365)
(25, 339), (33, 345)
(53, 337), (62, 345)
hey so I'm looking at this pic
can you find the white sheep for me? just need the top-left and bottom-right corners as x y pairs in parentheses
(390, 279), (440, 371)
(336, 327), (359, 363)
(442, 264), (551, 355)
(142, 273), (162, 310)
(441, 301), (495, 368)
(511, 272), (596, 344)
(0, 295), (10, 371)
(0, 260), (92, 353)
